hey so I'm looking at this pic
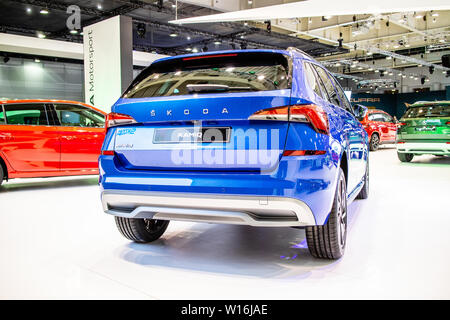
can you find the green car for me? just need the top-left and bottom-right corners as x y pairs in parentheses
(397, 101), (450, 162)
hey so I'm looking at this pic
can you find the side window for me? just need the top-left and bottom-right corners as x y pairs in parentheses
(304, 62), (323, 98)
(54, 104), (105, 128)
(313, 65), (341, 106)
(0, 106), (5, 124)
(4, 104), (48, 125)
(329, 75), (353, 113)
(383, 113), (394, 123)
(368, 113), (384, 122)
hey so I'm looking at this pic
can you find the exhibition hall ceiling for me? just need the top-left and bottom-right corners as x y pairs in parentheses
(0, 0), (345, 56)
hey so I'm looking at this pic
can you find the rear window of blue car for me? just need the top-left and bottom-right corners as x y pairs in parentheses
(123, 52), (291, 99)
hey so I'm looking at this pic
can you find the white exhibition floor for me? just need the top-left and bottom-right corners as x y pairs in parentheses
(1, 147), (450, 299)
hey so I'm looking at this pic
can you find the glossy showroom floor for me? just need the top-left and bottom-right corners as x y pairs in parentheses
(1, 147), (449, 299)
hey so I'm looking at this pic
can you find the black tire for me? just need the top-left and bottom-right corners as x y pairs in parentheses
(115, 217), (169, 243)
(0, 164), (4, 186)
(369, 133), (380, 151)
(306, 168), (347, 259)
(397, 152), (414, 162)
(356, 156), (369, 199)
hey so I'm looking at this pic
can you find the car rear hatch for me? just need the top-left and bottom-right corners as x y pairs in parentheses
(108, 51), (316, 172)
(399, 103), (450, 140)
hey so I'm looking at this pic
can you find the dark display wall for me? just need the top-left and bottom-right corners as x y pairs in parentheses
(351, 88), (448, 119)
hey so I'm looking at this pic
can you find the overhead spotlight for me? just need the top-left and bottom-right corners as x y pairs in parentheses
(26, 7), (32, 14)
(137, 23), (146, 38)
(429, 66), (435, 74)
(265, 20), (272, 33)
(3, 56), (10, 64)
(39, 8), (49, 15)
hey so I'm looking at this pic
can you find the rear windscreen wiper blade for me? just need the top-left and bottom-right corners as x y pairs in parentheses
(186, 84), (253, 93)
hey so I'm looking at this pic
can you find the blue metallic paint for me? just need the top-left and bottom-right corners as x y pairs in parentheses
(100, 48), (368, 226)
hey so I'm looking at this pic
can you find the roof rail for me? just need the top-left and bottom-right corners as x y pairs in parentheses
(287, 47), (314, 60)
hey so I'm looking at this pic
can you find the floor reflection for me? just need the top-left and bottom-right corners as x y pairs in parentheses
(117, 199), (364, 278)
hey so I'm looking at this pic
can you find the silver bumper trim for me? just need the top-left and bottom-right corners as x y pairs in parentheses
(101, 190), (316, 227)
(397, 142), (450, 155)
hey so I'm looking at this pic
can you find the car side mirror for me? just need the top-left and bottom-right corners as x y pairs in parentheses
(352, 104), (368, 121)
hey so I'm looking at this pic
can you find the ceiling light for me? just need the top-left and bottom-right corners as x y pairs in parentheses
(374, 70), (379, 73)
(70, 30), (78, 35)
(402, 75), (406, 78)
(97, 4), (102, 10)
(439, 39), (445, 43)
(432, 12), (439, 17)
(39, 8), (49, 15)
(26, 7), (32, 13)
(37, 32), (46, 39)
(386, 56), (392, 60)
(34, 59), (40, 63)
(192, 48), (199, 53)
(335, 63), (341, 67)
(410, 75), (414, 79)
(415, 13), (423, 19)
(185, 48), (192, 51)
(308, 18), (312, 24)
(170, 33), (178, 37)
(187, 36), (191, 40)
(388, 72), (393, 76)
(405, 44), (411, 48)
(324, 15), (333, 20)
(214, 41), (222, 45)
(418, 64), (423, 67)
(226, 67), (235, 72)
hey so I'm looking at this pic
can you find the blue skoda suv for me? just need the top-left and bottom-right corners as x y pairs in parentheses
(99, 48), (369, 259)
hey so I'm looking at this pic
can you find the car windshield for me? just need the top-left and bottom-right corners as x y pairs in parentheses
(403, 104), (450, 118)
(123, 52), (291, 99)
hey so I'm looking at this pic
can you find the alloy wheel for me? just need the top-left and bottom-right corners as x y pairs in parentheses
(337, 176), (347, 250)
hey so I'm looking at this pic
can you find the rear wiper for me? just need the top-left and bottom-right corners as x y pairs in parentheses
(186, 84), (253, 93)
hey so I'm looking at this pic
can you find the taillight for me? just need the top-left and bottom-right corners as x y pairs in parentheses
(398, 122), (407, 127)
(446, 121), (450, 126)
(283, 150), (326, 156)
(101, 150), (115, 156)
(105, 112), (137, 129)
(397, 141), (405, 144)
(249, 104), (329, 134)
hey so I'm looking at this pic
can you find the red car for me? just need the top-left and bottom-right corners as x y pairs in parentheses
(360, 109), (398, 151)
(0, 99), (106, 185)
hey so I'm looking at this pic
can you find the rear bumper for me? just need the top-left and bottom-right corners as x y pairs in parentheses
(102, 190), (316, 227)
(397, 141), (450, 155)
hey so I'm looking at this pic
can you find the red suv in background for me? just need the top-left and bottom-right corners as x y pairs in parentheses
(360, 109), (398, 151)
(0, 100), (106, 186)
